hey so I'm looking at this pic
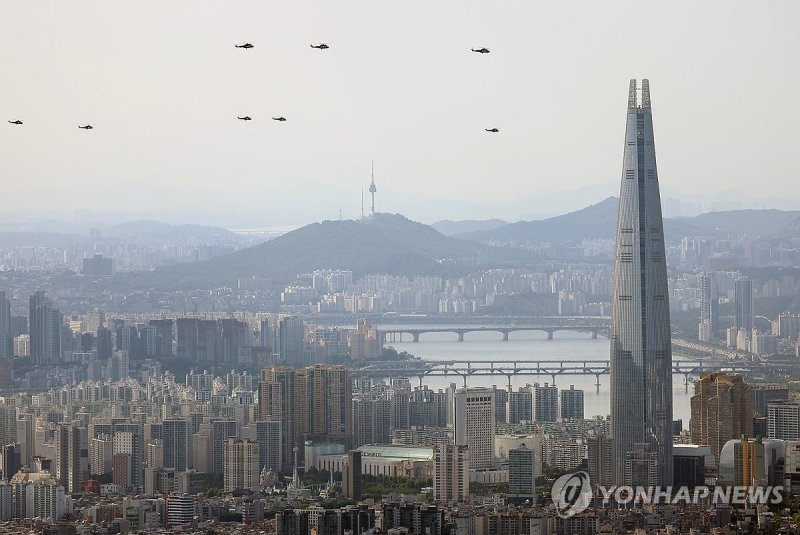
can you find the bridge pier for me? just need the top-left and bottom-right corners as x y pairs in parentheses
(550, 374), (557, 386)
(683, 373), (691, 391)
(412, 333), (420, 343)
(502, 331), (509, 341)
(594, 374), (601, 389)
(462, 376), (468, 387)
(419, 376), (424, 387)
(457, 332), (464, 342)
(546, 330), (554, 340)
(591, 329), (598, 339)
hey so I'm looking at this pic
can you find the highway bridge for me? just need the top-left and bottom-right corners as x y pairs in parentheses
(381, 325), (608, 342)
(351, 358), (795, 388)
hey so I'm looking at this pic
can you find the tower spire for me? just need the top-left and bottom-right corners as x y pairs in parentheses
(369, 159), (377, 217)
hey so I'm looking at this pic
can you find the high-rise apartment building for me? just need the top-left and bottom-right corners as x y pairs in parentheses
(587, 433), (615, 490)
(211, 420), (239, 475)
(0, 291), (11, 358)
(433, 444), (469, 504)
(690, 373), (754, 462)
(507, 387), (532, 424)
(609, 79), (674, 486)
(162, 419), (189, 471)
(699, 273), (720, 342)
(223, 438), (260, 493)
(260, 365), (352, 467)
(532, 383), (558, 422)
(259, 367), (297, 467)
(453, 387), (495, 470)
(29, 291), (62, 366)
(734, 279), (754, 334)
(559, 385), (584, 420)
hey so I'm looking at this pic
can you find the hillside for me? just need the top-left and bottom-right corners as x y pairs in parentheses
(456, 198), (800, 246)
(431, 219), (509, 236)
(456, 197), (619, 245)
(777, 215), (800, 240)
(118, 213), (534, 290)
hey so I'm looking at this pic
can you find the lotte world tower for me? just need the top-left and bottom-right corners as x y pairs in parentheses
(609, 79), (674, 486)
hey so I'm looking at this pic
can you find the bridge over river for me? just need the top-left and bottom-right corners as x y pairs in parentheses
(381, 325), (608, 342)
(351, 358), (796, 388)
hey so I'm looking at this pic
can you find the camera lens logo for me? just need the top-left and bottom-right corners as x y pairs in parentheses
(551, 471), (591, 518)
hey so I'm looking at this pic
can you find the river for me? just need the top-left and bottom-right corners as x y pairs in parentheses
(380, 327), (693, 426)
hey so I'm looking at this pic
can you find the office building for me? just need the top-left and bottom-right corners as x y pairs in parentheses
(560, 385), (584, 420)
(343, 450), (362, 500)
(672, 444), (711, 488)
(767, 401), (800, 440)
(690, 373), (754, 462)
(752, 384), (789, 417)
(166, 493), (196, 527)
(453, 387), (495, 470)
(1, 443), (20, 481)
(278, 316), (305, 365)
(610, 79), (674, 486)
(82, 254), (114, 277)
(433, 444), (469, 504)
(508, 444), (536, 501)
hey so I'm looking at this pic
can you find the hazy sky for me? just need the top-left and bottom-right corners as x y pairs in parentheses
(2, 1), (798, 228)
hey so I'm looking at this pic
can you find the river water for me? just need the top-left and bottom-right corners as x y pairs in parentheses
(381, 328), (693, 426)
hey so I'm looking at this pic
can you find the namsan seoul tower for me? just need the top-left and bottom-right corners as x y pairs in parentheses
(609, 79), (673, 486)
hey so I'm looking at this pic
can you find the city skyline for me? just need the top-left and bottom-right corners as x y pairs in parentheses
(2, 2), (800, 226)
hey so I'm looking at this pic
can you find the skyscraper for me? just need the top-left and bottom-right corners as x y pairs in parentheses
(689, 372), (753, 462)
(223, 438), (260, 493)
(433, 444), (469, 504)
(453, 387), (495, 470)
(162, 419), (189, 471)
(559, 385), (585, 420)
(0, 291), (11, 359)
(278, 316), (305, 366)
(609, 79), (673, 486)
(532, 383), (558, 422)
(29, 291), (62, 366)
(508, 444), (536, 502)
(699, 273), (719, 342)
(734, 278), (754, 334)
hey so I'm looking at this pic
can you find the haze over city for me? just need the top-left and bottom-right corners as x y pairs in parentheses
(2, 1), (799, 227)
(2, 2), (800, 533)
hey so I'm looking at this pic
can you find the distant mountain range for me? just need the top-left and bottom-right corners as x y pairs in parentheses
(454, 197), (800, 245)
(102, 220), (240, 242)
(120, 213), (534, 290)
(0, 220), (244, 246)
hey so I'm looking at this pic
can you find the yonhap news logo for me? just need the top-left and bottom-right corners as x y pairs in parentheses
(551, 471), (592, 518)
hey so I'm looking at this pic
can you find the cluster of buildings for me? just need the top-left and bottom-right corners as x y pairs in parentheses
(0, 291), (384, 385)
